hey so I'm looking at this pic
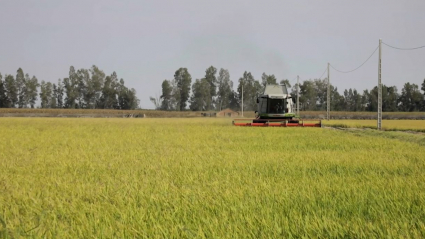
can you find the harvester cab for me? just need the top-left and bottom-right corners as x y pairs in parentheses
(255, 84), (296, 122)
(233, 84), (322, 127)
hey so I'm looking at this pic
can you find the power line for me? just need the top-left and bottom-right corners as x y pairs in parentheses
(382, 42), (425, 50)
(330, 45), (379, 73)
(317, 66), (328, 79)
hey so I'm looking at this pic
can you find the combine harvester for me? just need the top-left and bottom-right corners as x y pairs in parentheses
(233, 84), (322, 127)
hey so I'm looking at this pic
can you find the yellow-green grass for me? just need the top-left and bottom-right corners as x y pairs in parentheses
(1, 118), (425, 238)
(324, 119), (425, 132)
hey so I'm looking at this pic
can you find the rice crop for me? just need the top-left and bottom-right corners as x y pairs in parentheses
(1, 118), (425, 238)
(324, 119), (425, 132)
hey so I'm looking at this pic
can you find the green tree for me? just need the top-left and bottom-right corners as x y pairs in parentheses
(190, 78), (210, 111)
(382, 86), (398, 112)
(399, 82), (422, 111)
(90, 65), (105, 108)
(280, 79), (292, 88)
(299, 80), (317, 111)
(64, 66), (79, 108)
(228, 90), (239, 111)
(170, 79), (181, 110)
(160, 80), (173, 110)
(352, 89), (363, 111)
(117, 79), (139, 110)
(56, 79), (64, 108)
(149, 95), (162, 110)
(174, 68), (192, 111)
(51, 83), (58, 108)
(39, 81), (53, 108)
(204, 66), (217, 110)
(216, 69), (233, 110)
(422, 79), (425, 93)
(261, 73), (277, 90)
(330, 86), (344, 111)
(422, 79), (425, 110)
(75, 68), (89, 108)
(314, 79), (327, 110)
(16, 68), (26, 108)
(237, 71), (261, 111)
(4, 75), (18, 107)
(0, 73), (11, 108)
(99, 72), (119, 109)
(25, 76), (39, 108)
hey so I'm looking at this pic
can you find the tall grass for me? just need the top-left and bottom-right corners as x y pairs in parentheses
(1, 118), (424, 238)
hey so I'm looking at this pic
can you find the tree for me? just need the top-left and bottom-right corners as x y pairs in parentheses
(352, 89), (363, 111)
(361, 89), (370, 111)
(15, 68), (26, 108)
(4, 75), (17, 107)
(170, 79), (181, 110)
(117, 79), (139, 110)
(228, 90), (239, 111)
(190, 78), (210, 111)
(39, 81), (53, 108)
(331, 86), (344, 111)
(25, 76), (39, 108)
(64, 66), (79, 108)
(99, 72), (119, 109)
(0, 73), (11, 108)
(174, 68), (192, 111)
(204, 66), (217, 110)
(56, 79), (64, 108)
(382, 86), (398, 112)
(75, 68), (89, 108)
(160, 80), (173, 110)
(90, 65), (105, 108)
(237, 71), (261, 111)
(399, 82), (422, 111)
(149, 95), (162, 110)
(216, 69), (233, 110)
(421, 78), (425, 93)
(280, 79), (292, 88)
(314, 79), (327, 110)
(261, 73), (277, 91)
(422, 79), (425, 110)
(299, 80), (317, 111)
(51, 83), (58, 108)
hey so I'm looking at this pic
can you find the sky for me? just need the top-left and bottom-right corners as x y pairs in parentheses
(1, 0), (424, 109)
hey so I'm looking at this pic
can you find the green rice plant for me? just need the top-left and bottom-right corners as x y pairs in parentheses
(1, 118), (424, 238)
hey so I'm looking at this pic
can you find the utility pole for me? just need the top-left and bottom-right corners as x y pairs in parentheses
(241, 82), (244, 117)
(377, 39), (382, 130)
(297, 75), (300, 116)
(327, 63), (330, 121)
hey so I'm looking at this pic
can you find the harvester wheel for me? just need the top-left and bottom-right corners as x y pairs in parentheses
(289, 120), (299, 124)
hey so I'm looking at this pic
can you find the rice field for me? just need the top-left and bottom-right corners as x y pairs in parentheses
(1, 118), (425, 238)
(324, 119), (425, 132)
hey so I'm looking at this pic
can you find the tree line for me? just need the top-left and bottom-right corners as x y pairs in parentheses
(151, 66), (425, 112)
(0, 66), (139, 109)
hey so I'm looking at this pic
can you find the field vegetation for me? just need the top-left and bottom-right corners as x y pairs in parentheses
(324, 119), (425, 132)
(1, 118), (425, 238)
